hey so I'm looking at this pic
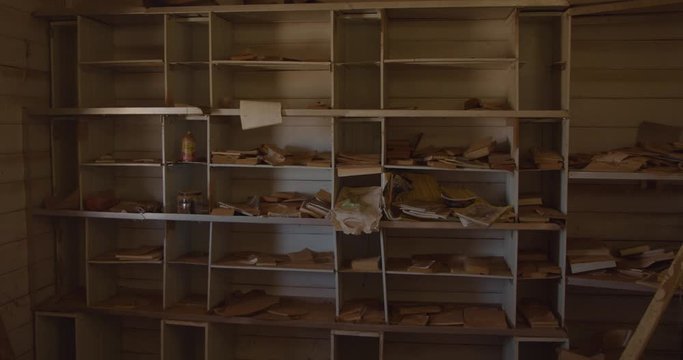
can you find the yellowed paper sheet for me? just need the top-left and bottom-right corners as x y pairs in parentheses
(240, 100), (283, 130)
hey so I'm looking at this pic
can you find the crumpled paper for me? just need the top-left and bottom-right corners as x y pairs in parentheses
(333, 186), (381, 235)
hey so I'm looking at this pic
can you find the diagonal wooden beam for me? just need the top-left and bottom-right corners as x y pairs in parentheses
(569, 0), (683, 16)
(619, 245), (683, 360)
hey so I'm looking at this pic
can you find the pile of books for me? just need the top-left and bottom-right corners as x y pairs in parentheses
(214, 189), (331, 218)
(532, 148), (564, 170)
(336, 153), (381, 177)
(211, 144), (331, 167)
(567, 239), (616, 274)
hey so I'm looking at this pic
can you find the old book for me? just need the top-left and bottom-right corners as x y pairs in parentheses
(267, 303), (309, 319)
(518, 300), (559, 328)
(399, 314), (429, 326)
(428, 308), (464, 326)
(351, 256), (380, 272)
(288, 248), (316, 263)
(259, 144), (288, 165)
(338, 302), (366, 322)
(408, 259), (437, 273)
(518, 194), (543, 207)
(464, 257), (492, 275)
(114, 246), (163, 261)
(337, 165), (382, 177)
(569, 255), (616, 274)
(618, 245), (650, 257)
(464, 136), (494, 160)
(452, 201), (510, 227)
(211, 207), (235, 216)
(214, 290), (280, 317)
(463, 307), (508, 329)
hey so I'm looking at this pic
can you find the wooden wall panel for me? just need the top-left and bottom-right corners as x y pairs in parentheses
(568, 11), (683, 359)
(0, 1), (51, 358)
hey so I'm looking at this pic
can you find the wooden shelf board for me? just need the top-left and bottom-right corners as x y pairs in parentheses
(211, 262), (334, 273)
(385, 270), (513, 280)
(212, 60), (331, 71)
(210, 163), (332, 170)
(26, 107), (205, 116)
(338, 268), (382, 274)
(384, 57), (517, 70)
(34, 292), (568, 338)
(569, 171), (683, 181)
(34, 1), (570, 19)
(518, 275), (563, 281)
(88, 259), (163, 265)
(32, 208), (333, 225)
(567, 274), (672, 294)
(380, 220), (562, 231)
(26, 107), (569, 118)
(168, 61), (210, 69)
(80, 59), (165, 72)
(384, 164), (511, 174)
(519, 168), (564, 173)
(81, 161), (163, 167)
(335, 61), (380, 67)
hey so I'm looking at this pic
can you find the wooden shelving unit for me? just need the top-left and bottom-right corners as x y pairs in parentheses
(34, 3), (576, 359)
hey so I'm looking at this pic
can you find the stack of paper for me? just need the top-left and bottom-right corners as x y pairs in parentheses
(336, 153), (381, 177)
(518, 300), (560, 328)
(532, 148), (564, 170)
(567, 239), (616, 274)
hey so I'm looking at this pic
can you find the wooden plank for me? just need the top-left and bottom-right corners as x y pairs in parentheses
(620, 245), (683, 359)
(34, 1), (570, 18)
(568, 0), (683, 16)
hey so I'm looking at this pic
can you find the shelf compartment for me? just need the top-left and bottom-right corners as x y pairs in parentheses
(165, 264), (209, 313)
(50, 21), (78, 107)
(210, 222), (335, 272)
(209, 116), (332, 162)
(519, 13), (566, 110)
(384, 65), (517, 110)
(383, 333), (508, 360)
(35, 313), (77, 360)
(167, 63), (210, 107)
(517, 338), (568, 360)
(332, 330), (382, 360)
(86, 218), (165, 262)
(211, 11), (331, 62)
(78, 116), (163, 166)
(333, 10), (381, 109)
(384, 7), (517, 60)
(209, 324), (331, 360)
(78, 15), (165, 107)
(163, 321), (207, 360)
(167, 221), (210, 265)
(78, 15), (165, 62)
(211, 66), (332, 109)
(166, 14), (209, 63)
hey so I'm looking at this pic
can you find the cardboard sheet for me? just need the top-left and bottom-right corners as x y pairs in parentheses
(240, 100), (283, 130)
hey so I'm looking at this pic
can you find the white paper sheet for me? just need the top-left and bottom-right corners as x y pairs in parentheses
(239, 100), (283, 130)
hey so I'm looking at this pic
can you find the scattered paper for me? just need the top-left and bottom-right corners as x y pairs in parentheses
(240, 100), (283, 130)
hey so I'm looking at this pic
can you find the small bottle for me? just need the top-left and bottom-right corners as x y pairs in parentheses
(181, 131), (196, 162)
